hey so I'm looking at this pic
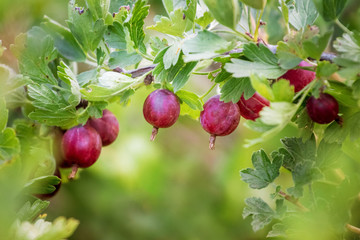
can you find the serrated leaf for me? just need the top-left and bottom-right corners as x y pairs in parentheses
(67, 2), (106, 52)
(182, 30), (235, 62)
(41, 16), (86, 62)
(11, 28), (58, 85)
(272, 79), (294, 102)
(267, 223), (287, 238)
(125, 0), (149, 53)
(195, 11), (214, 29)
(0, 128), (20, 160)
(80, 72), (139, 101)
(240, 149), (282, 189)
(325, 81), (357, 107)
(303, 31), (332, 60)
(176, 90), (203, 110)
(17, 200), (50, 222)
(244, 43), (278, 65)
(180, 101), (201, 120)
(312, 0), (347, 21)
(86, 0), (110, 19)
(108, 50), (142, 68)
(104, 21), (127, 49)
(28, 84), (78, 128)
(203, 0), (240, 29)
(334, 32), (360, 63)
(316, 61), (338, 78)
(243, 197), (275, 232)
(281, 136), (316, 164)
(57, 61), (81, 106)
(220, 77), (255, 103)
(277, 41), (303, 69)
(316, 140), (342, 170)
(23, 175), (61, 195)
(249, 73), (274, 101)
(147, 8), (190, 37)
(287, 0), (318, 30)
(260, 102), (296, 126)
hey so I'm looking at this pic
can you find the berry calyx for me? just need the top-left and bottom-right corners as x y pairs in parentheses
(200, 95), (241, 150)
(62, 125), (102, 179)
(87, 109), (119, 146)
(237, 92), (270, 121)
(279, 61), (316, 92)
(306, 93), (339, 124)
(143, 89), (180, 141)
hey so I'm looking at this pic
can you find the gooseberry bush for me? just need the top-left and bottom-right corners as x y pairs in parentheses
(0, 0), (360, 238)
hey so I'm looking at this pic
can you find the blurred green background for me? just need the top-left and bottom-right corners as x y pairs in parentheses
(1, 0), (360, 239)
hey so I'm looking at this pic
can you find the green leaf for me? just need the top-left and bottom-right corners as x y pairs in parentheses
(0, 128), (20, 160)
(220, 77), (255, 103)
(260, 102), (296, 126)
(334, 32), (360, 63)
(240, 149), (282, 189)
(17, 200), (50, 221)
(80, 72), (139, 101)
(243, 197), (275, 232)
(316, 140), (342, 170)
(182, 30), (235, 62)
(325, 81), (357, 107)
(226, 58), (287, 78)
(214, 69), (232, 83)
(27, 84), (78, 128)
(184, 0), (197, 23)
(303, 31), (332, 60)
(0, 97), (8, 131)
(226, 44), (286, 78)
(203, 0), (240, 29)
(281, 136), (316, 164)
(312, 0), (347, 21)
(240, 0), (266, 9)
(147, 8), (190, 37)
(272, 79), (294, 102)
(10, 27), (58, 85)
(287, 0), (318, 30)
(195, 11), (214, 29)
(249, 73), (274, 101)
(108, 50), (142, 68)
(23, 175), (60, 195)
(277, 41), (303, 69)
(104, 21), (127, 49)
(267, 223), (287, 238)
(163, 42), (181, 70)
(316, 61), (338, 78)
(125, 0), (149, 53)
(41, 16), (86, 62)
(67, 2), (106, 52)
(86, 0), (110, 19)
(57, 61), (81, 107)
(172, 61), (197, 92)
(176, 90), (203, 111)
(180, 101), (201, 120)
(14, 217), (79, 240)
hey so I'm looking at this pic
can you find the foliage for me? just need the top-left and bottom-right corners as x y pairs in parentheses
(0, 0), (360, 239)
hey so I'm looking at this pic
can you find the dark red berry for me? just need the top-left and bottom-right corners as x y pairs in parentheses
(143, 89), (180, 141)
(200, 95), (240, 150)
(306, 93), (339, 124)
(62, 125), (102, 179)
(36, 168), (62, 200)
(279, 61), (315, 92)
(87, 109), (119, 146)
(237, 92), (270, 121)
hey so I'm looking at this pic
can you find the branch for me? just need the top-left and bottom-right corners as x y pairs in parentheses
(278, 190), (309, 212)
(112, 45), (337, 78)
(346, 224), (360, 235)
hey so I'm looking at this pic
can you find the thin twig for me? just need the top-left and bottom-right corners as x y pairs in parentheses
(278, 190), (309, 212)
(346, 224), (360, 235)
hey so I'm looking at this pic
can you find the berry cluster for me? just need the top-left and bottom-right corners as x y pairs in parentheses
(142, 63), (340, 149)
